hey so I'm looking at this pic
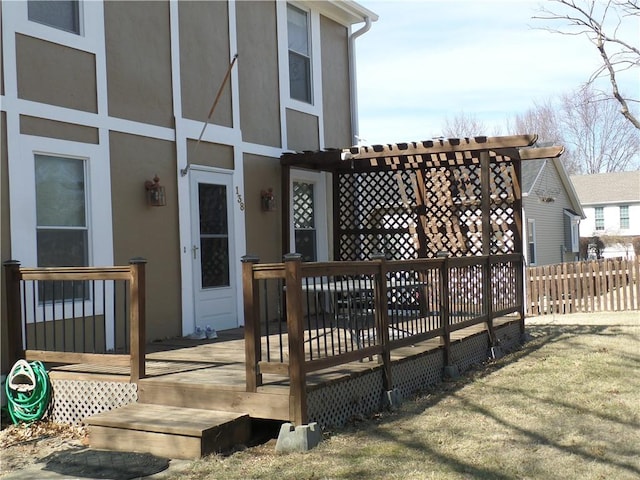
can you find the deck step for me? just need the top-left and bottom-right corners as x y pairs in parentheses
(85, 403), (251, 459)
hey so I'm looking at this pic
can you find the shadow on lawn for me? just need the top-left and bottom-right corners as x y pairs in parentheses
(40, 446), (169, 480)
(329, 321), (640, 479)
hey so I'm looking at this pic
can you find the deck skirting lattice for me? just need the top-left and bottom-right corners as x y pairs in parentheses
(450, 332), (489, 373)
(307, 369), (384, 429)
(307, 322), (524, 429)
(391, 350), (444, 400)
(49, 380), (138, 425)
(494, 321), (521, 351)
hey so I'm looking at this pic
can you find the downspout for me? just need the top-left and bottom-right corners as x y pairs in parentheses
(348, 16), (372, 146)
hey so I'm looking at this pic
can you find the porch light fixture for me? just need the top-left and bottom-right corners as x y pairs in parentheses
(261, 188), (276, 212)
(144, 174), (166, 207)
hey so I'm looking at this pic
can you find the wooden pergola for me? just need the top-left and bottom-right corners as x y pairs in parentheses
(281, 134), (564, 261)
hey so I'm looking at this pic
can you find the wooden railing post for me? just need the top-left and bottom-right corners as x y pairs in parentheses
(242, 255), (261, 392)
(483, 256), (495, 346)
(517, 255), (525, 335)
(371, 253), (391, 392)
(3, 260), (24, 368)
(284, 253), (307, 425)
(129, 258), (146, 382)
(438, 254), (451, 367)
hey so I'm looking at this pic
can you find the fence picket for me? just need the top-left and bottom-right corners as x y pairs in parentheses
(526, 258), (639, 316)
(575, 261), (583, 312)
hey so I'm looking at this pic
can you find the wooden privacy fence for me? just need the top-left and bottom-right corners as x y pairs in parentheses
(526, 258), (640, 315)
(242, 253), (524, 425)
(3, 258), (147, 381)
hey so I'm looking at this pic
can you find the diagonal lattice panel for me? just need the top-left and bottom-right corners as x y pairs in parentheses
(336, 153), (518, 260)
(490, 162), (517, 254)
(337, 170), (417, 260)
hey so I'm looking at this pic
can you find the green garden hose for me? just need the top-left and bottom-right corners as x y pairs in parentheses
(5, 360), (51, 424)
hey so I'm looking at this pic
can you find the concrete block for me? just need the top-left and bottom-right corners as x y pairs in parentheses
(443, 365), (459, 379)
(383, 389), (402, 410)
(275, 422), (322, 453)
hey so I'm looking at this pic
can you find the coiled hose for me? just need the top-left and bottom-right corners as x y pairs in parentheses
(5, 360), (51, 424)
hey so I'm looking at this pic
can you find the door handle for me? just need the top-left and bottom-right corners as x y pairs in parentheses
(192, 245), (199, 259)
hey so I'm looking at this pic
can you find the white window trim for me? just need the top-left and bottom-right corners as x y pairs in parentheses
(290, 169), (329, 262)
(11, 135), (114, 329)
(564, 210), (581, 253)
(619, 205), (630, 230)
(594, 206), (605, 231)
(526, 218), (536, 266)
(6, 0), (103, 54)
(277, 1), (323, 117)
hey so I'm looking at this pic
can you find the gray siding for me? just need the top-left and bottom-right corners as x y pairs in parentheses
(523, 161), (577, 265)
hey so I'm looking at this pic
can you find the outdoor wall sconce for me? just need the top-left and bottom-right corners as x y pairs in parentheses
(144, 175), (166, 207)
(261, 188), (276, 212)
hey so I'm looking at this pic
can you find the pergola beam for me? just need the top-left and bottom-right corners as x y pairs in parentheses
(345, 134), (538, 160)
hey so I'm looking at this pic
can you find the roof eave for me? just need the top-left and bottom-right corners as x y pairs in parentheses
(306, 1), (379, 26)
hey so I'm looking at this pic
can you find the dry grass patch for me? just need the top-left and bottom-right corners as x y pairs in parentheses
(178, 312), (639, 480)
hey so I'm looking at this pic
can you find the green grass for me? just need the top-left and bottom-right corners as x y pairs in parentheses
(179, 312), (640, 480)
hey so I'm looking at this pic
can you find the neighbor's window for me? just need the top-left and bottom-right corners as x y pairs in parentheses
(287, 4), (312, 103)
(527, 218), (536, 265)
(595, 206), (604, 231)
(293, 181), (316, 261)
(35, 154), (88, 301)
(620, 205), (629, 229)
(28, 0), (80, 35)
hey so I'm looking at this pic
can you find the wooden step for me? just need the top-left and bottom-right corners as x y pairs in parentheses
(85, 403), (251, 459)
(138, 380), (291, 421)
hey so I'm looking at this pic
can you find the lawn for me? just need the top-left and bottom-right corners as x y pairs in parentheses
(180, 311), (640, 480)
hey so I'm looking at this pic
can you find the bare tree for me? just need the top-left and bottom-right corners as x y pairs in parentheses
(534, 0), (640, 129)
(441, 112), (500, 138)
(559, 85), (640, 173)
(507, 98), (581, 173)
(440, 87), (639, 174)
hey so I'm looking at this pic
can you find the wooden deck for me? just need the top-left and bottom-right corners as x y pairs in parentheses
(49, 316), (517, 389)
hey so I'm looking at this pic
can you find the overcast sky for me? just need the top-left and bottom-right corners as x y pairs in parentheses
(354, 0), (639, 145)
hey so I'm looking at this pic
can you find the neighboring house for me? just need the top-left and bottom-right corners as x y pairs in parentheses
(521, 156), (585, 266)
(570, 171), (640, 259)
(0, 0), (377, 367)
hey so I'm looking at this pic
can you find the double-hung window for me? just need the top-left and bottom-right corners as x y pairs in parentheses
(35, 154), (88, 300)
(287, 4), (312, 104)
(527, 219), (536, 265)
(28, 0), (80, 35)
(594, 207), (604, 231)
(620, 205), (629, 230)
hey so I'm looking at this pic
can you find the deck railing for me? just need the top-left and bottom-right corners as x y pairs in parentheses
(3, 258), (146, 382)
(242, 253), (524, 424)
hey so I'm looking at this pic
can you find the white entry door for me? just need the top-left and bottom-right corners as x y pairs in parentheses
(190, 169), (237, 332)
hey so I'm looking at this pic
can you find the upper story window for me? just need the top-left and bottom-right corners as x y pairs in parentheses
(620, 205), (630, 229)
(287, 4), (312, 104)
(28, 0), (80, 35)
(594, 206), (604, 231)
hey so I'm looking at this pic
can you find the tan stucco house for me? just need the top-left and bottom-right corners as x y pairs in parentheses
(1, 0), (377, 371)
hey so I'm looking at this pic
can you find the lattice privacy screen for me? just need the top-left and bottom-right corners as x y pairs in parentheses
(335, 154), (519, 260)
